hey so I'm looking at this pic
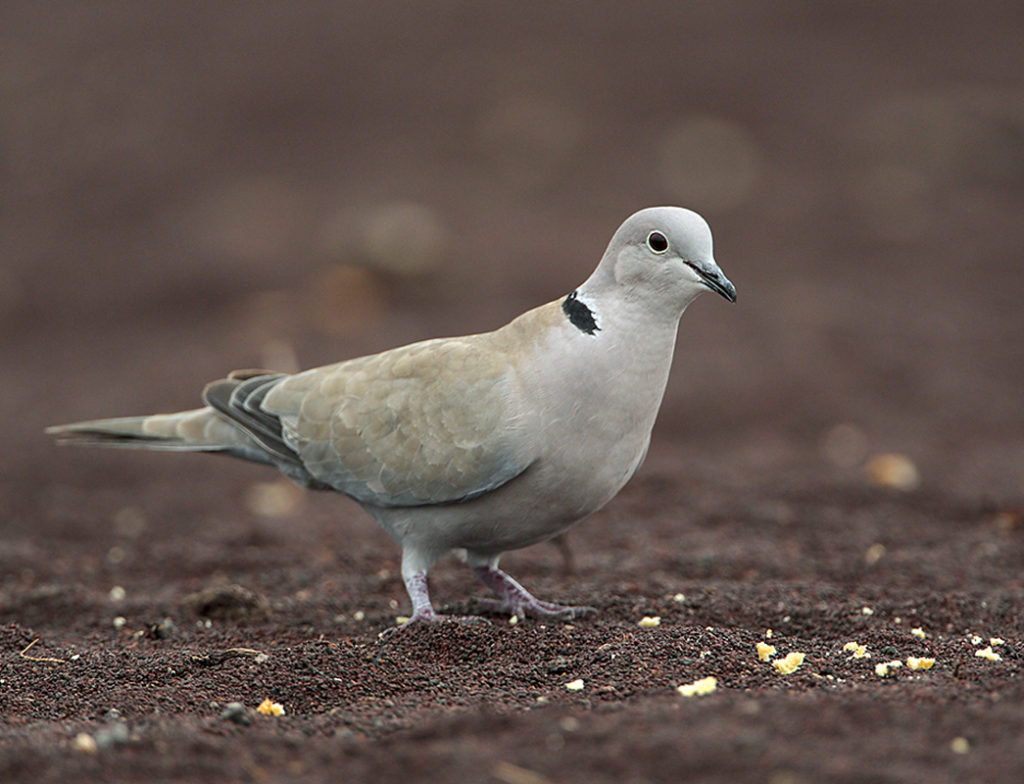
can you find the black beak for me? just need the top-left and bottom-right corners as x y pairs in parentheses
(686, 261), (737, 302)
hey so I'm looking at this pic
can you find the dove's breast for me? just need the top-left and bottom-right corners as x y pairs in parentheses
(511, 304), (677, 513)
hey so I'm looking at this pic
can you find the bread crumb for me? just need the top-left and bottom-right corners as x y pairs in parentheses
(353, 610), (365, 622)
(257, 699), (285, 716)
(564, 679), (585, 691)
(911, 627), (926, 639)
(677, 676), (717, 697)
(970, 634), (982, 645)
(71, 733), (98, 754)
(861, 606), (874, 616)
(950, 736), (970, 754)
(765, 629), (773, 639)
(875, 660), (902, 677)
(906, 657), (935, 670)
(989, 637), (1005, 646)
(394, 616), (410, 625)
(865, 452), (920, 490)
(672, 593), (686, 603)
(975, 646), (1001, 662)
(843, 641), (869, 659)
(864, 543), (886, 565)
(756, 642), (776, 662)
(638, 616), (661, 628)
(772, 652), (805, 674)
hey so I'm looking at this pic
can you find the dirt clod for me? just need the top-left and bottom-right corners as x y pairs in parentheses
(181, 585), (271, 625)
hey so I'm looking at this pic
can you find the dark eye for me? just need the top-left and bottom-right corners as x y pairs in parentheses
(646, 231), (669, 253)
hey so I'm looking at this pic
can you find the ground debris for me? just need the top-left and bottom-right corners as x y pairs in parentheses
(181, 584), (271, 624)
(191, 647), (269, 667)
(18, 638), (65, 664)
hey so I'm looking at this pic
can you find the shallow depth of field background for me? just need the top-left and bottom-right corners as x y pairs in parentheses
(4, 1), (1022, 504)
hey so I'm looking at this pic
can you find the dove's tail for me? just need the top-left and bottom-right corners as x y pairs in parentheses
(45, 408), (247, 453)
(46, 371), (330, 489)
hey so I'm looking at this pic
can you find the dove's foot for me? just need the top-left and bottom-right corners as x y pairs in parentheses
(379, 571), (490, 639)
(473, 565), (596, 620)
(378, 608), (489, 639)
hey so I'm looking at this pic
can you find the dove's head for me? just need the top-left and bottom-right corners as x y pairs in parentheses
(587, 207), (736, 313)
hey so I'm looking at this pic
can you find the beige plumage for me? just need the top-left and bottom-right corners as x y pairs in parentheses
(47, 206), (736, 633)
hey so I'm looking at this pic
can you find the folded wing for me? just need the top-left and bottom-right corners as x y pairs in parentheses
(212, 337), (533, 507)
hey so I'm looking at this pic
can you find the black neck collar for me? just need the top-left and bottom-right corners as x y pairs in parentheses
(562, 290), (599, 335)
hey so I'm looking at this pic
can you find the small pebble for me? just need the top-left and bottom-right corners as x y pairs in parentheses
(150, 617), (178, 639)
(221, 702), (251, 726)
(93, 722), (129, 750)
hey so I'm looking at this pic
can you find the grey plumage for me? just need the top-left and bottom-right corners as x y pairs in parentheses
(47, 206), (736, 633)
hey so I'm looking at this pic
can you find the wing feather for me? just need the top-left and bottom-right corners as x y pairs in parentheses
(260, 336), (533, 507)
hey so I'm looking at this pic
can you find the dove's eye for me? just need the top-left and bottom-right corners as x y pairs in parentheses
(646, 231), (669, 254)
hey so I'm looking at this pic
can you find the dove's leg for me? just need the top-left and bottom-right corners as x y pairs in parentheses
(469, 556), (596, 620)
(377, 572), (441, 638)
(401, 572), (442, 623)
(380, 550), (490, 637)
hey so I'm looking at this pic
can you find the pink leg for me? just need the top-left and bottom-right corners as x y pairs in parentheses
(473, 565), (596, 620)
(379, 571), (488, 638)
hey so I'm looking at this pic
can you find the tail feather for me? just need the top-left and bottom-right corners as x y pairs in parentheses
(45, 379), (326, 489)
(45, 408), (241, 452)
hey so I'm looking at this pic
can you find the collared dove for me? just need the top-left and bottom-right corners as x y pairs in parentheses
(47, 206), (736, 633)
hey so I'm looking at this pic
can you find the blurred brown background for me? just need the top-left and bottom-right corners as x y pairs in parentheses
(2, 0), (1022, 508)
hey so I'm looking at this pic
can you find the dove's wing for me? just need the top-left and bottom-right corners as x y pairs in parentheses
(256, 335), (534, 507)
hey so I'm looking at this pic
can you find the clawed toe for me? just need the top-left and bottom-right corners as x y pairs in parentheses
(378, 610), (490, 640)
(471, 564), (597, 622)
(474, 596), (596, 620)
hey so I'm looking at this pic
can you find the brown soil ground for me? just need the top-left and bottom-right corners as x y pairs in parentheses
(2, 3), (1023, 782)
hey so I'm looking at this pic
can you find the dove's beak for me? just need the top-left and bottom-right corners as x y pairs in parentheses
(686, 261), (737, 302)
